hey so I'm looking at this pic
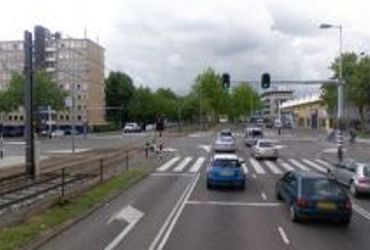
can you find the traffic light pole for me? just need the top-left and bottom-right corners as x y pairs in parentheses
(24, 31), (36, 179)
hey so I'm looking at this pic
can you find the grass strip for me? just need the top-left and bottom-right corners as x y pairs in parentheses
(0, 169), (146, 250)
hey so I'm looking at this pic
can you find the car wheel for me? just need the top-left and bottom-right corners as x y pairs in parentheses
(275, 189), (282, 201)
(350, 181), (358, 197)
(207, 181), (212, 190)
(289, 204), (300, 222)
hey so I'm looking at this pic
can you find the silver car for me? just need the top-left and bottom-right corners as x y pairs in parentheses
(214, 136), (236, 152)
(252, 139), (278, 160)
(244, 127), (263, 147)
(327, 158), (370, 197)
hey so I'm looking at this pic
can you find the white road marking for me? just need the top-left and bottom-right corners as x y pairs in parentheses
(104, 206), (144, 250)
(261, 192), (267, 201)
(189, 157), (206, 173)
(45, 149), (89, 154)
(157, 157), (180, 172)
(302, 158), (326, 173)
(249, 158), (266, 174)
(242, 163), (248, 174)
(252, 174), (257, 179)
(186, 201), (281, 207)
(278, 160), (294, 171)
(278, 227), (290, 245)
(198, 145), (211, 153)
(323, 148), (347, 153)
(264, 161), (282, 174)
(163, 148), (178, 152)
(157, 174), (200, 250)
(289, 159), (309, 171)
(150, 173), (194, 177)
(315, 159), (332, 168)
(3, 141), (25, 145)
(173, 157), (193, 172)
(149, 174), (199, 250)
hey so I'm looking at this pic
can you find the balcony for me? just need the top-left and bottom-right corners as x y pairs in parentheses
(45, 46), (57, 52)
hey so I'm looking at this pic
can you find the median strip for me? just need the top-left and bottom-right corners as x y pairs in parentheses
(0, 169), (147, 250)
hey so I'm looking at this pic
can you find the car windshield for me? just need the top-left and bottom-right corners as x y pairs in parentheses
(220, 131), (232, 137)
(362, 165), (370, 177)
(302, 179), (343, 196)
(219, 136), (233, 142)
(259, 142), (273, 148)
(213, 159), (240, 168)
(248, 130), (262, 137)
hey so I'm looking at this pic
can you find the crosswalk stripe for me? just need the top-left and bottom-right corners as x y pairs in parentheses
(173, 157), (193, 172)
(157, 157), (181, 172)
(249, 158), (266, 174)
(278, 159), (294, 171)
(189, 157), (206, 173)
(264, 161), (282, 174)
(302, 159), (326, 173)
(289, 159), (309, 171)
(242, 163), (248, 174)
(315, 159), (332, 168)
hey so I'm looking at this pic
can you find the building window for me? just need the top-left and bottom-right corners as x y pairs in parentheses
(66, 115), (69, 120)
(8, 115), (12, 121)
(60, 115), (64, 120)
(77, 84), (81, 90)
(77, 105), (81, 110)
(20, 116), (24, 121)
(77, 95), (81, 100)
(77, 115), (82, 121)
(59, 84), (64, 89)
(14, 115), (18, 121)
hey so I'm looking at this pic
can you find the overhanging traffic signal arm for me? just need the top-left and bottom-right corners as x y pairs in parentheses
(222, 73), (230, 90)
(261, 73), (270, 89)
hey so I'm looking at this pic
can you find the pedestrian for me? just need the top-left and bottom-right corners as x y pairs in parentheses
(349, 127), (356, 145)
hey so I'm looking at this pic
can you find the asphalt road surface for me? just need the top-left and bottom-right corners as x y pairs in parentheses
(38, 128), (370, 250)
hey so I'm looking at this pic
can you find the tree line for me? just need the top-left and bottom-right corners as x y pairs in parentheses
(105, 68), (262, 126)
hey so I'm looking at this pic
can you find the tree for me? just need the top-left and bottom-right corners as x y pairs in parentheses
(321, 52), (370, 129)
(105, 71), (135, 126)
(0, 71), (68, 112)
(231, 83), (261, 120)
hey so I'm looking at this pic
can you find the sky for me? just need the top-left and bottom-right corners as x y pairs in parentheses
(1, 0), (370, 95)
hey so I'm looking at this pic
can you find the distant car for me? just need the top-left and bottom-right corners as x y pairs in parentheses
(275, 171), (352, 225)
(207, 154), (246, 190)
(145, 124), (155, 131)
(252, 139), (278, 160)
(219, 128), (233, 138)
(327, 158), (370, 197)
(274, 119), (282, 128)
(123, 123), (142, 133)
(244, 127), (263, 147)
(257, 119), (264, 127)
(214, 135), (236, 152)
(51, 129), (64, 138)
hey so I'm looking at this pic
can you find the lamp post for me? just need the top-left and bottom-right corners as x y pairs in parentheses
(320, 23), (344, 162)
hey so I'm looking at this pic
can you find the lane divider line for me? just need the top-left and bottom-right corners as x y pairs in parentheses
(173, 157), (193, 172)
(278, 226), (290, 245)
(157, 157), (181, 172)
(261, 192), (267, 201)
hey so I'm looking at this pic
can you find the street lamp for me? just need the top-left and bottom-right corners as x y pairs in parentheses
(319, 22), (344, 162)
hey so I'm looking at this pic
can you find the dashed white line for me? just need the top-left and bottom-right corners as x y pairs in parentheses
(279, 160), (294, 171)
(315, 159), (332, 168)
(289, 158), (309, 171)
(173, 157), (193, 172)
(249, 158), (266, 174)
(264, 161), (282, 174)
(261, 192), (267, 201)
(302, 158), (326, 173)
(278, 226), (290, 245)
(242, 163), (249, 174)
(189, 157), (206, 173)
(157, 157), (180, 172)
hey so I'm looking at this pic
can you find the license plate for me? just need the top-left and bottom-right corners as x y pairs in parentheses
(220, 170), (234, 176)
(317, 202), (336, 210)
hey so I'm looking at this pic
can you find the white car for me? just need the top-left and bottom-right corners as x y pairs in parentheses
(252, 139), (278, 160)
(51, 129), (65, 138)
(123, 123), (142, 133)
(214, 136), (237, 152)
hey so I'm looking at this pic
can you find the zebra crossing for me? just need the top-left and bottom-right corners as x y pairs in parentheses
(155, 156), (333, 175)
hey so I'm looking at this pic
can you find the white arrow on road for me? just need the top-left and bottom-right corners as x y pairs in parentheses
(105, 205), (144, 250)
(198, 145), (211, 153)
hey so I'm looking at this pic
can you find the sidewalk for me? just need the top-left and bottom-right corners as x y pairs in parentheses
(0, 155), (49, 169)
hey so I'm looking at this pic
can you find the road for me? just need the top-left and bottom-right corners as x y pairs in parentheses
(38, 127), (370, 250)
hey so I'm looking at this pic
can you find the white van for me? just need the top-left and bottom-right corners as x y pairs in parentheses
(244, 127), (263, 147)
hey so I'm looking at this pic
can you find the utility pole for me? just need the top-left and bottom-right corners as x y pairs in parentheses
(0, 113), (3, 159)
(24, 31), (36, 178)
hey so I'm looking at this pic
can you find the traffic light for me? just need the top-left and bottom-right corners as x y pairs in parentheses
(261, 73), (270, 89)
(222, 73), (230, 90)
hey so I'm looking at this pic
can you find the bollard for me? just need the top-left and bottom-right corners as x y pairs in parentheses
(126, 150), (129, 171)
(61, 168), (65, 197)
(99, 159), (104, 183)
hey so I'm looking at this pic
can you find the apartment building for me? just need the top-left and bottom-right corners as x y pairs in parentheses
(0, 26), (105, 134)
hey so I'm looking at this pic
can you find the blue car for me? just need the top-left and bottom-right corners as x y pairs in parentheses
(207, 154), (246, 190)
(275, 171), (352, 225)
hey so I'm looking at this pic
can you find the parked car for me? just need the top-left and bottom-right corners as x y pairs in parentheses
(327, 158), (370, 197)
(214, 135), (236, 152)
(275, 171), (352, 225)
(123, 123), (142, 133)
(207, 154), (246, 190)
(252, 139), (278, 160)
(244, 127), (263, 147)
(219, 128), (233, 138)
(51, 129), (65, 138)
(274, 119), (282, 128)
(257, 119), (264, 127)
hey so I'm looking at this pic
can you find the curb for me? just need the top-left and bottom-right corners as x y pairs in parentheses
(23, 170), (150, 250)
